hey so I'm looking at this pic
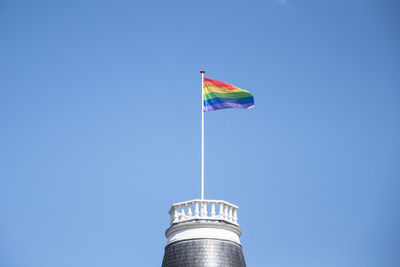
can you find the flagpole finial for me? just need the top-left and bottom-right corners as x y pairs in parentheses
(200, 70), (205, 74)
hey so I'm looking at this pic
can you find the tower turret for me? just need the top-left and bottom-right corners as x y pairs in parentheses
(161, 199), (246, 267)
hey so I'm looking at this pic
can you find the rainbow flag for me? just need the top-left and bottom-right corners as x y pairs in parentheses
(203, 78), (255, 112)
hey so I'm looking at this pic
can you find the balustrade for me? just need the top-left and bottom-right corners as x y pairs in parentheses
(169, 199), (239, 226)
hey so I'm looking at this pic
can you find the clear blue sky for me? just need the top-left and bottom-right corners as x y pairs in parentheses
(0, 0), (399, 266)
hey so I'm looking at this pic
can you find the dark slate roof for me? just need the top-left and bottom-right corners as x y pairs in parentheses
(162, 239), (246, 267)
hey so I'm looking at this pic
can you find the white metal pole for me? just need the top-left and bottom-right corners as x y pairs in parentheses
(200, 70), (205, 200)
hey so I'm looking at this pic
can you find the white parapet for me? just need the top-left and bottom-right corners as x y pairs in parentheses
(166, 199), (242, 246)
(168, 199), (239, 226)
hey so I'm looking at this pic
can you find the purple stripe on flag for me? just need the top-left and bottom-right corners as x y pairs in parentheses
(203, 102), (255, 112)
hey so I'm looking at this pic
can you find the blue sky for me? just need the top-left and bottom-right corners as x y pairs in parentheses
(0, 0), (399, 266)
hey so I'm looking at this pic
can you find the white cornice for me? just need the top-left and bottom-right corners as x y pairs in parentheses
(165, 220), (242, 246)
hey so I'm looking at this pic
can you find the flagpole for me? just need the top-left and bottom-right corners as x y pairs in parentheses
(200, 70), (205, 200)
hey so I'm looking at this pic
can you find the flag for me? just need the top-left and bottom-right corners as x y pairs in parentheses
(203, 78), (255, 112)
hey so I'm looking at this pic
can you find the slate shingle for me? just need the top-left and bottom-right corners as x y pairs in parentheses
(162, 239), (246, 267)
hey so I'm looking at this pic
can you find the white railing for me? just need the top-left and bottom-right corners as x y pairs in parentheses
(168, 199), (239, 226)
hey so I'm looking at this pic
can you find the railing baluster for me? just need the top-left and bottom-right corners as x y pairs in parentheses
(233, 208), (238, 224)
(224, 204), (229, 220)
(187, 202), (193, 217)
(194, 201), (199, 217)
(228, 206), (233, 222)
(169, 207), (175, 224)
(219, 202), (224, 218)
(185, 204), (189, 219)
(179, 204), (185, 220)
(201, 201), (207, 217)
(174, 206), (179, 223)
(211, 202), (216, 217)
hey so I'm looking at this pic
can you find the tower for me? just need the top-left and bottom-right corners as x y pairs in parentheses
(161, 199), (246, 267)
